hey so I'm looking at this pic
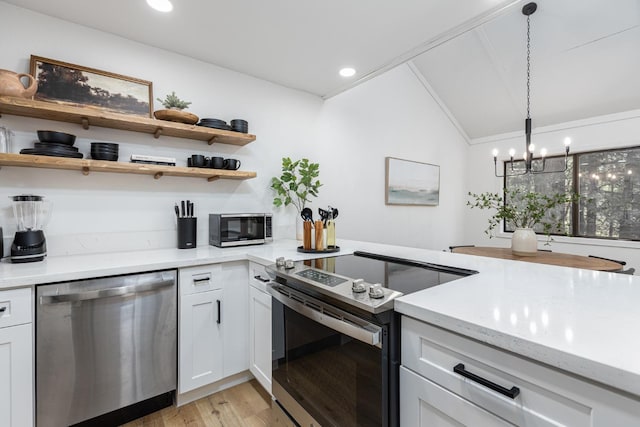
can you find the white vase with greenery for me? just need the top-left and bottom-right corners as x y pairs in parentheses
(271, 157), (321, 240)
(467, 188), (578, 254)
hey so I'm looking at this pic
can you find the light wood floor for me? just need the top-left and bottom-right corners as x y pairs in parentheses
(121, 380), (272, 427)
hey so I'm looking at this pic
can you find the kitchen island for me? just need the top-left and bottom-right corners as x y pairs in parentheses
(1, 239), (639, 425)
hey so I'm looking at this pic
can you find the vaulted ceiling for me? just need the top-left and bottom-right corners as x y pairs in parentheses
(5, 0), (639, 139)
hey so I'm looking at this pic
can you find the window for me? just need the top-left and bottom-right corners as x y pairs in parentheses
(504, 147), (640, 241)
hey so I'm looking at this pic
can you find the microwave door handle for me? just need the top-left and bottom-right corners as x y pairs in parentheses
(268, 284), (382, 348)
(39, 279), (174, 304)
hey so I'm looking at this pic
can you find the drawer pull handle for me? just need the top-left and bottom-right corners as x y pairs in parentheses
(193, 277), (211, 284)
(453, 363), (520, 399)
(0, 307), (6, 313)
(217, 299), (221, 324)
(254, 275), (270, 283)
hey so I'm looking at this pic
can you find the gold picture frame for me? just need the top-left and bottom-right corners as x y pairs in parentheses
(30, 55), (153, 117)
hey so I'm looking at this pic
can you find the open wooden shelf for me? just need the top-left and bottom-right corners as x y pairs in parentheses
(0, 96), (256, 146)
(0, 153), (257, 182)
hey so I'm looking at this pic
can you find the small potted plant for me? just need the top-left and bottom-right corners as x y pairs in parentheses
(271, 157), (321, 239)
(467, 188), (577, 255)
(154, 91), (198, 124)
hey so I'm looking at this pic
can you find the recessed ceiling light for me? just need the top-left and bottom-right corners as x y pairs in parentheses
(147, 0), (173, 12)
(339, 67), (356, 77)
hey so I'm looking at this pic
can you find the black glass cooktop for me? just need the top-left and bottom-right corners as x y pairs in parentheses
(296, 251), (476, 294)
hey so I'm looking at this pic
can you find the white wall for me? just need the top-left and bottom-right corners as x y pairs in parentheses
(0, 2), (469, 257)
(463, 110), (640, 270)
(314, 65), (470, 250)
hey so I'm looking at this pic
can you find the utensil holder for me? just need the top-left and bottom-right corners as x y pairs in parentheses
(303, 221), (313, 250)
(177, 217), (197, 249)
(314, 220), (324, 251)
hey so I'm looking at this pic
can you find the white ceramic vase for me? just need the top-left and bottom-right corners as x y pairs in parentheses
(511, 228), (538, 256)
(296, 215), (303, 241)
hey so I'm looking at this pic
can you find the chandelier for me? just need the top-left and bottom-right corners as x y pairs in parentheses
(494, 2), (571, 177)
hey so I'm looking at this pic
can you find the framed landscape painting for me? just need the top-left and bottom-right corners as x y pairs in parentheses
(385, 157), (440, 206)
(30, 55), (153, 117)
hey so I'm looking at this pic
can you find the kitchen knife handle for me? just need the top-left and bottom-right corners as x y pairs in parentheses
(181, 200), (185, 217)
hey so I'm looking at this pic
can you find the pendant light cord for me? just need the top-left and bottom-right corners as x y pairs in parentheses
(526, 14), (531, 120)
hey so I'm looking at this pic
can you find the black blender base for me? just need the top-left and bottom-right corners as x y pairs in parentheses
(11, 230), (46, 263)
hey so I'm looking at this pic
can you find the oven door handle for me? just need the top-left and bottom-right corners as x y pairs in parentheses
(268, 283), (383, 348)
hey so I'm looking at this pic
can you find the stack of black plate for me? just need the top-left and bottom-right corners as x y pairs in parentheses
(91, 142), (119, 161)
(20, 131), (83, 159)
(230, 119), (249, 133)
(196, 118), (231, 131)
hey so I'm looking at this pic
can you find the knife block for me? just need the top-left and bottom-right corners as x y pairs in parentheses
(177, 218), (197, 249)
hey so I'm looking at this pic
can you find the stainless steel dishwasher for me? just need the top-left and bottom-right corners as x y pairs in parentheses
(36, 270), (177, 427)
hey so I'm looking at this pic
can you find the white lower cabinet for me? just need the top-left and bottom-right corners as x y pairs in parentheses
(178, 262), (249, 394)
(249, 282), (272, 393)
(0, 288), (33, 427)
(179, 289), (224, 392)
(401, 316), (640, 427)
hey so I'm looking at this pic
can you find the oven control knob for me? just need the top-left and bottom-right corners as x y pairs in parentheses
(369, 284), (385, 299)
(284, 259), (295, 269)
(276, 257), (285, 267)
(352, 279), (366, 293)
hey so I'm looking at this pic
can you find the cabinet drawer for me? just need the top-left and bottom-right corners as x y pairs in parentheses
(402, 316), (640, 426)
(179, 264), (222, 295)
(249, 262), (270, 293)
(0, 287), (32, 328)
(400, 366), (511, 427)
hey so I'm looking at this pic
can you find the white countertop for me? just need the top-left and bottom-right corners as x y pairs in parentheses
(2, 239), (639, 398)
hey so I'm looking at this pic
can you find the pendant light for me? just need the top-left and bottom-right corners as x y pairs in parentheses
(494, 2), (571, 177)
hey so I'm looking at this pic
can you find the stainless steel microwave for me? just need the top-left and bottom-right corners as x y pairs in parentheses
(209, 213), (273, 247)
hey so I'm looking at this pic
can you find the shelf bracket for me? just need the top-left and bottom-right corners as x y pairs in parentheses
(154, 128), (163, 139)
(154, 172), (163, 180)
(82, 166), (90, 176)
(207, 136), (218, 145)
(207, 176), (220, 182)
(81, 117), (90, 130)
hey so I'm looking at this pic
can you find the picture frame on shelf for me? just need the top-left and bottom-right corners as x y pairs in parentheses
(385, 156), (440, 206)
(29, 55), (153, 118)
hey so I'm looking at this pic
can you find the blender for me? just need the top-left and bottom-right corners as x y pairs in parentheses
(10, 195), (50, 263)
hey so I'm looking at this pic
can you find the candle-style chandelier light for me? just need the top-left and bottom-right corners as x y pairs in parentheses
(494, 2), (571, 177)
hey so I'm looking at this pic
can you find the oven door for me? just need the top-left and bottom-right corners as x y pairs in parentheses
(269, 283), (388, 427)
(218, 214), (266, 246)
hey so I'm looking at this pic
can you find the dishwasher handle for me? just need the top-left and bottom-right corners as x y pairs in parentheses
(40, 278), (175, 304)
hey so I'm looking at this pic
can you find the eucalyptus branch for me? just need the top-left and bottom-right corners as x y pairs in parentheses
(271, 157), (321, 214)
(467, 188), (578, 239)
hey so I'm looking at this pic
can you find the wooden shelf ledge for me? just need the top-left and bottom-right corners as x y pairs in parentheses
(0, 96), (256, 146)
(0, 153), (257, 182)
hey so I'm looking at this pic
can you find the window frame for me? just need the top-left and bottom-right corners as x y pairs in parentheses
(501, 145), (640, 242)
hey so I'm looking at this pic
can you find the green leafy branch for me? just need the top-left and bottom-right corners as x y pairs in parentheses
(271, 157), (321, 214)
(467, 188), (578, 239)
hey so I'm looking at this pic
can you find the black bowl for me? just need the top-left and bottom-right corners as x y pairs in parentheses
(91, 146), (118, 153)
(91, 142), (119, 149)
(91, 152), (119, 161)
(37, 131), (76, 145)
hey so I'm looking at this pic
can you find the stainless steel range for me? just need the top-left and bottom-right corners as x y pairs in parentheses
(267, 251), (476, 427)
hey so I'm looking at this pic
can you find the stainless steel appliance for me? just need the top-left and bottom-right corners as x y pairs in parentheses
(267, 251), (476, 426)
(36, 270), (177, 427)
(9, 194), (50, 263)
(209, 213), (273, 247)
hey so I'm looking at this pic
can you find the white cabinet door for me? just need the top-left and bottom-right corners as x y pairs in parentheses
(221, 261), (249, 378)
(249, 285), (272, 394)
(400, 366), (512, 427)
(179, 289), (223, 393)
(0, 323), (33, 427)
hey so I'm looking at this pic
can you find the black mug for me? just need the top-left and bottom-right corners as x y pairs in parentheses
(225, 158), (241, 170)
(190, 154), (207, 168)
(210, 156), (225, 169)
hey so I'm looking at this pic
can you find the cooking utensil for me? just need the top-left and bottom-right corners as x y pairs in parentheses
(331, 207), (339, 219)
(174, 204), (180, 218)
(318, 208), (329, 225)
(181, 200), (186, 218)
(301, 207), (313, 222)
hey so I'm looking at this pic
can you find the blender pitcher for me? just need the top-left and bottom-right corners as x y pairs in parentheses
(10, 195), (51, 263)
